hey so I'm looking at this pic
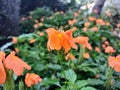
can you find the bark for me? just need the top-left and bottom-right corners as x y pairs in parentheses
(102, 0), (120, 16)
(93, 0), (105, 15)
(20, 0), (68, 15)
(0, 0), (21, 36)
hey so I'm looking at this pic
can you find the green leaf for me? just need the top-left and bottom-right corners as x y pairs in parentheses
(48, 63), (61, 70)
(75, 80), (88, 89)
(62, 69), (77, 83)
(34, 63), (46, 71)
(80, 86), (97, 90)
(87, 79), (104, 85)
(41, 78), (61, 87)
(77, 63), (98, 74)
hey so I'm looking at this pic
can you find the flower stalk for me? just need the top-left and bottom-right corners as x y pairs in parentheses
(4, 70), (15, 90)
(105, 67), (113, 90)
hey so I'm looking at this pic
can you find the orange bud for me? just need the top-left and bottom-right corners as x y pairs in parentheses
(12, 37), (18, 44)
(83, 53), (90, 59)
(84, 22), (90, 27)
(95, 47), (101, 53)
(29, 39), (36, 44)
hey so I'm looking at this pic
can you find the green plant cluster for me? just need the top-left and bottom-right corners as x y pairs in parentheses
(6, 7), (120, 90)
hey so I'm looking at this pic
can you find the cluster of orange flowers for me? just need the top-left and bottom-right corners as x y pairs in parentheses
(0, 51), (42, 87)
(68, 19), (77, 26)
(46, 28), (92, 54)
(102, 41), (116, 54)
(108, 55), (120, 72)
(83, 16), (111, 32)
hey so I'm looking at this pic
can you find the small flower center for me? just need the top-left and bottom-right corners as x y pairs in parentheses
(114, 58), (118, 61)
(58, 33), (62, 38)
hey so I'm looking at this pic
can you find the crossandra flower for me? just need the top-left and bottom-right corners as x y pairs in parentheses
(90, 26), (98, 32)
(68, 19), (77, 25)
(65, 53), (75, 60)
(0, 52), (6, 84)
(96, 19), (105, 25)
(4, 51), (31, 76)
(12, 37), (18, 44)
(108, 55), (120, 72)
(46, 28), (77, 53)
(25, 73), (42, 87)
(84, 22), (90, 27)
(88, 16), (96, 22)
(73, 36), (92, 50)
(29, 39), (36, 44)
(83, 53), (90, 59)
(105, 46), (115, 54)
(95, 47), (101, 53)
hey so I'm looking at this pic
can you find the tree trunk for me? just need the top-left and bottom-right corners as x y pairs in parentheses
(93, 0), (105, 15)
(102, 0), (120, 16)
(0, 0), (21, 37)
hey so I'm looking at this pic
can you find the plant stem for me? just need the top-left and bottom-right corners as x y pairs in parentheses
(4, 70), (15, 90)
(105, 67), (113, 90)
(19, 80), (24, 90)
(78, 45), (85, 64)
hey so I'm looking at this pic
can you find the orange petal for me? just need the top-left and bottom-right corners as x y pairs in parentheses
(65, 30), (77, 49)
(0, 52), (6, 84)
(4, 51), (31, 76)
(46, 28), (62, 50)
(25, 73), (42, 87)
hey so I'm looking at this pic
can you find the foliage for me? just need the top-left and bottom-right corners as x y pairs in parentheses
(1, 7), (120, 90)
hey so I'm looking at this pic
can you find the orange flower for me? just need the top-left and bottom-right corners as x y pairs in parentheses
(104, 41), (109, 46)
(84, 22), (90, 27)
(46, 28), (77, 53)
(49, 16), (54, 19)
(65, 53), (75, 60)
(39, 32), (44, 36)
(95, 47), (101, 53)
(117, 24), (120, 28)
(37, 31), (44, 36)
(102, 44), (107, 49)
(74, 36), (92, 50)
(93, 9), (98, 14)
(14, 48), (19, 53)
(68, 19), (77, 25)
(101, 37), (107, 41)
(105, 46), (115, 54)
(95, 74), (99, 79)
(105, 11), (112, 17)
(4, 51), (31, 76)
(83, 53), (90, 59)
(0, 52), (6, 84)
(90, 27), (98, 32)
(34, 24), (39, 29)
(96, 19), (105, 25)
(71, 27), (77, 31)
(41, 16), (45, 21)
(108, 55), (120, 72)
(12, 37), (18, 44)
(60, 11), (64, 14)
(25, 73), (42, 87)
(88, 16), (96, 22)
(35, 20), (39, 23)
(83, 27), (87, 32)
(38, 22), (43, 27)
(106, 22), (110, 26)
(20, 17), (26, 21)
(29, 39), (36, 44)
(74, 12), (79, 17)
